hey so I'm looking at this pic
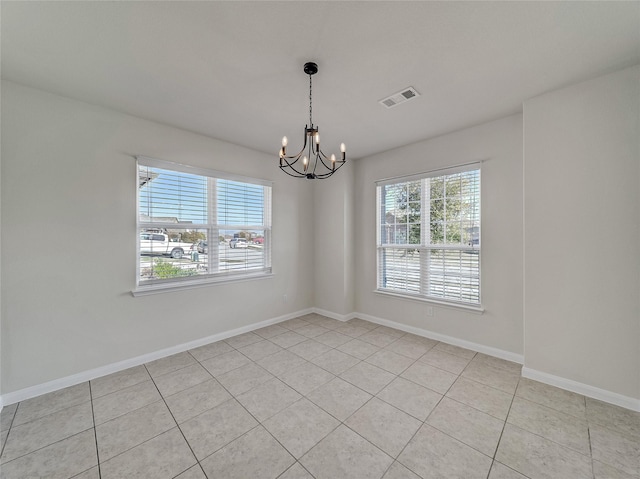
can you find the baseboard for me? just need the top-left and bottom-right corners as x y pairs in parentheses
(310, 307), (356, 322)
(0, 307), (313, 407)
(522, 367), (640, 412)
(354, 312), (524, 364)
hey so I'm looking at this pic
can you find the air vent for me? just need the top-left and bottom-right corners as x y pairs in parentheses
(379, 87), (420, 109)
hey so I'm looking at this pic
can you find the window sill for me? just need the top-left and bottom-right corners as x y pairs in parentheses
(373, 289), (484, 314)
(132, 272), (274, 297)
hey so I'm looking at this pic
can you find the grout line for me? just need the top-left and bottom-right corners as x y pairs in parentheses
(88, 381), (103, 479)
(487, 376), (520, 479)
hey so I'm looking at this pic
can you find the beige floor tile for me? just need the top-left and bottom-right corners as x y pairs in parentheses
(238, 339), (283, 361)
(279, 462), (315, 478)
(92, 380), (161, 425)
(164, 378), (232, 424)
(366, 349), (415, 375)
(100, 427), (196, 479)
(12, 382), (90, 426)
(345, 318), (379, 331)
(300, 424), (393, 479)
(461, 361), (520, 394)
(224, 331), (263, 349)
(419, 349), (471, 375)
(236, 378), (301, 422)
(90, 365), (150, 399)
(153, 363), (212, 397)
(278, 318), (310, 330)
(382, 461), (421, 479)
(447, 377), (514, 420)
(488, 461), (528, 478)
(270, 331), (308, 348)
(73, 466), (100, 479)
(145, 351), (197, 378)
(586, 397), (640, 440)
(333, 323), (371, 338)
(314, 330), (353, 348)
(96, 400), (176, 461)
(180, 398), (258, 460)
(433, 342), (477, 360)
(592, 459), (638, 479)
(216, 362), (274, 396)
(400, 361), (457, 394)
(340, 362), (396, 395)
(279, 362), (335, 396)
(253, 324), (289, 340)
(345, 398), (422, 458)
(307, 377), (372, 421)
(376, 377), (442, 421)
(288, 339), (333, 361)
(384, 338), (435, 360)
(310, 349), (360, 375)
(188, 340), (233, 362)
(0, 403), (18, 432)
(0, 430), (97, 479)
(359, 331), (398, 348)
(174, 464), (208, 479)
(401, 334), (438, 349)
(200, 350), (251, 377)
(398, 424), (492, 479)
(507, 396), (590, 456)
(294, 323), (331, 338)
(426, 397), (504, 457)
(257, 349), (308, 377)
(1, 429), (9, 453)
(307, 317), (342, 330)
(516, 378), (586, 419)
(1, 401), (94, 463)
(495, 424), (592, 479)
(200, 426), (294, 479)
(263, 398), (340, 458)
(372, 326), (405, 338)
(590, 423), (640, 476)
(337, 338), (381, 360)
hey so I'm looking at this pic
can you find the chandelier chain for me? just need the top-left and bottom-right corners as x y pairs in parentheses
(309, 74), (313, 126)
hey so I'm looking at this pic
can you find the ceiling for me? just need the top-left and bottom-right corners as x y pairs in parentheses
(2, 1), (639, 160)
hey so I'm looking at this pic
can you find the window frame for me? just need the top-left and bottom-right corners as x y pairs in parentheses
(375, 163), (482, 311)
(133, 156), (273, 296)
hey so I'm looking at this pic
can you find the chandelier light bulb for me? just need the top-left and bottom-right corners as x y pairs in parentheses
(282, 136), (288, 147)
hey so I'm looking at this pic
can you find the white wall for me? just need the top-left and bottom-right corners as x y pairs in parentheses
(313, 161), (355, 317)
(523, 65), (640, 401)
(354, 115), (524, 356)
(1, 81), (315, 394)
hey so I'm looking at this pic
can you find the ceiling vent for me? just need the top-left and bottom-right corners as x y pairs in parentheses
(379, 87), (420, 109)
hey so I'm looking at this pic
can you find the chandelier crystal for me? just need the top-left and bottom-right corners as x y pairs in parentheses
(279, 62), (346, 179)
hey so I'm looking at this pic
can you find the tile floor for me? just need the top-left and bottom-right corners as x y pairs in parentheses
(1, 314), (639, 478)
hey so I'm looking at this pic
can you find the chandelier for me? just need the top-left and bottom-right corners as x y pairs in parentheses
(279, 62), (346, 179)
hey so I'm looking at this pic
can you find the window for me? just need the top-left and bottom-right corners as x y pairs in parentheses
(136, 156), (272, 293)
(376, 165), (481, 308)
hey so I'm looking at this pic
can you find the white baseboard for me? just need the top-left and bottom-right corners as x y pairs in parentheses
(310, 307), (356, 322)
(354, 312), (524, 364)
(0, 308), (313, 407)
(522, 367), (640, 412)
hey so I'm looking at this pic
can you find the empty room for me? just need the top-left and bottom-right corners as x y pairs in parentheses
(1, 1), (639, 478)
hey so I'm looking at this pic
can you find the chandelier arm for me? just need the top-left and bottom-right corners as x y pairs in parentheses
(312, 161), (347, 179)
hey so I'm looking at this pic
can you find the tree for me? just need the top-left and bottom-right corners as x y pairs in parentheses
(178, 231), (206, 244)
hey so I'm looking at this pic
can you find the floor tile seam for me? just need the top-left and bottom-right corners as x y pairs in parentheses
(88, 381), (103, 479)
(335, 421), (396, 463)
(153, 364), (215, 392)
(10, 395), (93, 430)
(0, 427), (96, 467)
(587, 426), (596, 479)
(586, 417), (640, 441)
(90, 376), (151, 400)
(396, 371), (452, 397)
(422, 419), (500, 460)
(364, 349), (422, 376)
(457, 374), (519, 397)
(264, 414), (342, 462)
(372, 392), (433, 423)
(511, 395), (589, 426)
(514, 389), (588, 421)
(139, 370), (200, 472)
(488, 375), (519, 472)
(276, 461), (316, 479)
(0, 405), (19, 459)
(505, 414), (593, 458)
(441, 394), (511, 423)
(489, 460), (534, 479)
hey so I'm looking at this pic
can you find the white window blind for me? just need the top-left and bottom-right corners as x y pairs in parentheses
(376, 165), (481, 307)
(137, 157), (272, 290)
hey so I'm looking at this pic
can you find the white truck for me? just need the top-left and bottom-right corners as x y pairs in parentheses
(139, 233), (194, 259)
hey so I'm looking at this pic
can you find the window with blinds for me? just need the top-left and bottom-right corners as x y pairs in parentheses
(137, 157), (272, 290)
(376, 165), (481, 307)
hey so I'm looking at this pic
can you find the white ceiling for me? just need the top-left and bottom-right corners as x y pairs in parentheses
(2, 1), (639, 159)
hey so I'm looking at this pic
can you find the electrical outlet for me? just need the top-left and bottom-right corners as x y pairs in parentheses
(426, 306), (434, 317)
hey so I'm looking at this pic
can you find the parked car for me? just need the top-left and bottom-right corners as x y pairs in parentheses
(229, 237), (248, 249)
(196, 240), (208, 254)
(140, 233), (193, 259)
